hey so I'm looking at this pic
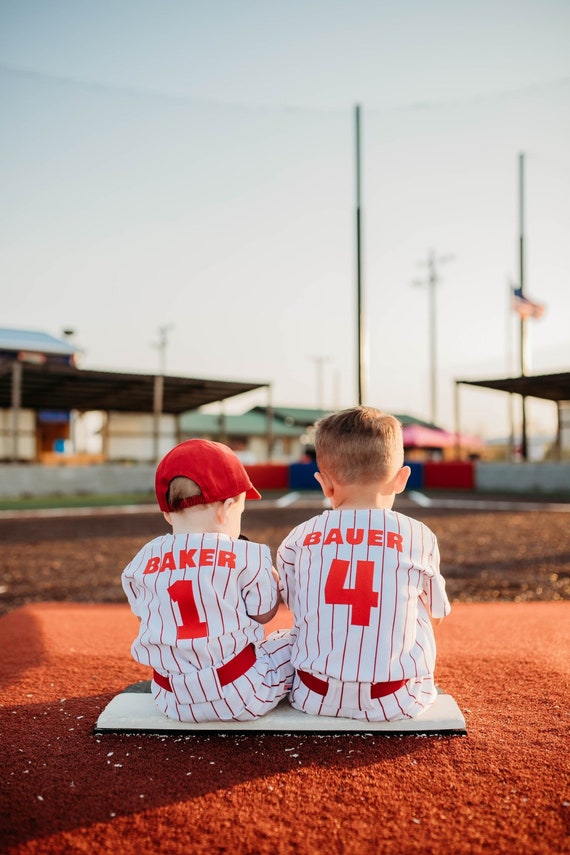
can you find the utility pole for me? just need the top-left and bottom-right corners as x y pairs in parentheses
(355, 104), (367, 406)
(413, 250), (452, 425)
(154, 324), (173, 376)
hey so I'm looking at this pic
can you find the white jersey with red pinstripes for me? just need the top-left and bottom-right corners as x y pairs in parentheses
(277, 508), (450, 684)
(122, 532), (276, 676)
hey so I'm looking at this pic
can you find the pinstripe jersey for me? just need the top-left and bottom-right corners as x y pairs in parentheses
(122, 532), (277, 681)
(277, 508), (450, 684)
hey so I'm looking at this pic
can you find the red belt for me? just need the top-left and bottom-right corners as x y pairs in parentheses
(153, 643), (257, 692)
(298, 669), (406, 699)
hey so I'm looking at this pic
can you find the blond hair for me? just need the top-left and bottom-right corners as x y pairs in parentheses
(166, 476), (203, 511)
(314, 407), (404, 485)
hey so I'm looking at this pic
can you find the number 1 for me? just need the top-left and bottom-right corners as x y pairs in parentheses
(167, 579), (209, 639)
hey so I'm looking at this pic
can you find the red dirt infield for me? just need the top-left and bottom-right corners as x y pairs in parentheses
(2, 599), (569, 854)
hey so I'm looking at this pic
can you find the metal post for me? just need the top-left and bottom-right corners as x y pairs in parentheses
(11, 360), (22, 462)
(312, 356), (331, 410)
(454, 381), (461, 460)
(153, 374), (164, 463)
(355, 104), (366, 406)
(518, 152), (528, 460)
(413, 250), (452, 426)
(152, 324), (172, 463)
(428, 251), (438, 425)
(266, 384), (274, 461)
(218, 404), (227, 445)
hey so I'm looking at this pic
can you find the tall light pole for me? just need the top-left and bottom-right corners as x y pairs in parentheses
(355, 103), (367, 406)
(413, 250), (452, 425)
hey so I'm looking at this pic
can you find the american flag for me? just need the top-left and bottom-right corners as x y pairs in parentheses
(512, 287), (545, 320)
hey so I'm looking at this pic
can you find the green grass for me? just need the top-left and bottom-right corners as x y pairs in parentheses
(0, 493), (157, 511)
(0, 489), (297, 511)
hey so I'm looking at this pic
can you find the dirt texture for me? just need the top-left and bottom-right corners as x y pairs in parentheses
(1, 496), (569, 854)
(1, 496), (569, 616)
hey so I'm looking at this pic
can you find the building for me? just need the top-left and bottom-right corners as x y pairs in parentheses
(0, 328), (268, 463)
(1, 327), (489, 465)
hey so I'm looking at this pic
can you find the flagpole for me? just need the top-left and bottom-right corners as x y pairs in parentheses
(518, 152), (528, 460)
(507, 279), (515, 460)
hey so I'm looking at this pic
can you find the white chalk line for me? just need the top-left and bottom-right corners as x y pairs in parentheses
(407, 491), (569, 513)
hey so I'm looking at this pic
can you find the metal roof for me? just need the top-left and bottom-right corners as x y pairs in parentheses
(251, 406), (333, 426)
(456, 372), (570, 403)
(0, 328), (78, 357)
(0, 361), (267, 414)
(250, 405), (441, 430)
(179, 410), (303, 437)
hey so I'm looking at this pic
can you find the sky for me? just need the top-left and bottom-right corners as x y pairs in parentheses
(1, 0), (569, 441)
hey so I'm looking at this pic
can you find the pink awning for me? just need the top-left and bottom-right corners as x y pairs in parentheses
(403, 424), (484, 450)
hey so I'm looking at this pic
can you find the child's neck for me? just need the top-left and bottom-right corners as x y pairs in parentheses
(169, 505), (231, 536)
(330, 482), (395, 511)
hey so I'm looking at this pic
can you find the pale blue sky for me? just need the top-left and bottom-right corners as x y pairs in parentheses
(1, 1), (569, 438)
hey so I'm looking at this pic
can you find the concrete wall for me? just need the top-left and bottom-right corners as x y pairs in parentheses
(0, 409), (36, 460)
(0, 463), (155, 498)
(475, 462), (570, 494)
(105, 413), (177, 462)
(1, 461), (569, 499)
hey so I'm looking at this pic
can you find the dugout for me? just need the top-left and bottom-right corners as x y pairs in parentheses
(0, 329), (269, 463)
(454, 371), (570, 461)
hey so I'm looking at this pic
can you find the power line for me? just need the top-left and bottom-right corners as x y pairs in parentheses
(2, 62), (568, 117)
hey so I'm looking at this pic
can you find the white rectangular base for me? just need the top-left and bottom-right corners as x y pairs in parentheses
(94, 692), (466, 735)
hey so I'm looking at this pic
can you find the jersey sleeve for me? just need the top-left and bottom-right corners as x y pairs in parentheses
(120, 546), (150, 618)
(240, 542), (278, 617)
(276, 529), (298, 610)
(421, 535), (451, 619)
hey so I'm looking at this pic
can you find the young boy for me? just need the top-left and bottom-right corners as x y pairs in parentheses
(122, 439), (293, 722)
(277, 407), (451, 721)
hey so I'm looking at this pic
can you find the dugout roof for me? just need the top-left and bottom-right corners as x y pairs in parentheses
(456, 372), (570, 403)
(0, 361), (267, 414)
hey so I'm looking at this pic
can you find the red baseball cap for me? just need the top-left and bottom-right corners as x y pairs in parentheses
(155, 439), (261, 512)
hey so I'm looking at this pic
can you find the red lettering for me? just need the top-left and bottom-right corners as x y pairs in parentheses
(387, 531), (403, 552)
(143, 556), (160, 574)
(346, 528), (364, 545)
(200, 549), (215, 566)
(368, 530), (384, 546)
(160, 552), (177, 573)
(143, 547), (238, 575)
(178, 548), (197, 569)
(218, 550), (236, 569)
(302, 527), (402, 552)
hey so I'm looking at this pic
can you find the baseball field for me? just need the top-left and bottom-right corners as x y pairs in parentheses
(1, 492), (569, 854)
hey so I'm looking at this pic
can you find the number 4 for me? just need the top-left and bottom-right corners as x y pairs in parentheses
(324, 558), (379, 626)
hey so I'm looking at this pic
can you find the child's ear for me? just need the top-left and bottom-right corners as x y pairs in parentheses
(315, 470), (333, 497)
(218, 497), (235, 523)
(163, 511), (173, 526)
(394, 465), (411, 495)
